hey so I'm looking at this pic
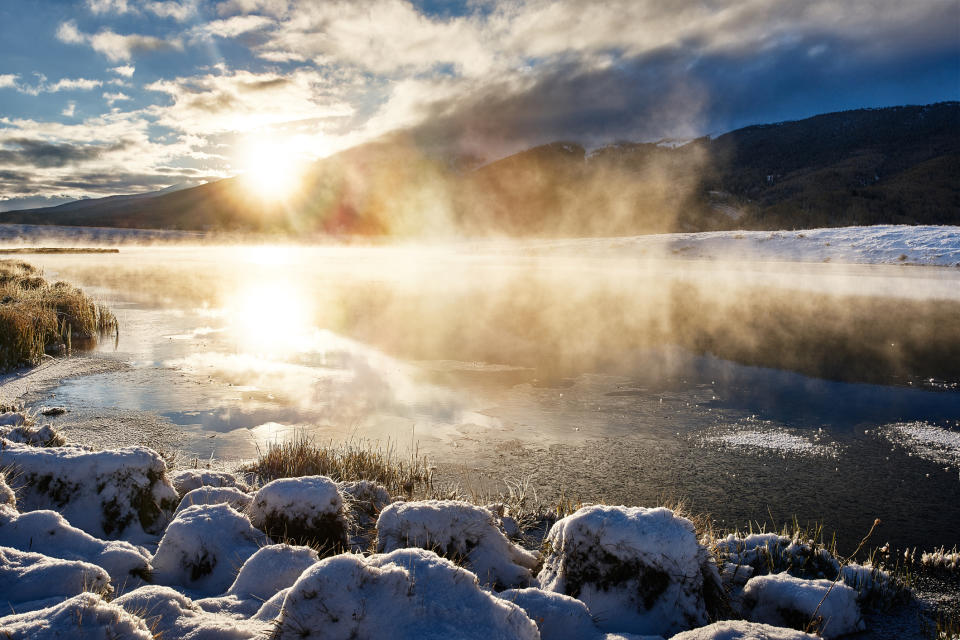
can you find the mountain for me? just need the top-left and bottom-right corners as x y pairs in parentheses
(2, 102), (957, 235)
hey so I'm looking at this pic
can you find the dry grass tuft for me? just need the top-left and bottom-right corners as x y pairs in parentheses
(0, 260), (117, 371)
(239, 432), (433, 498)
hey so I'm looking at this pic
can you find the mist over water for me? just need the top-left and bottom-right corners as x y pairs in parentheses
(17, 241), (960, 549)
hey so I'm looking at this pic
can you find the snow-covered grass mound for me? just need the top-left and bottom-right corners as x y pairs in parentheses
(0, 442), (177, 541)
(741, 572), (863, 638)
(271, 548), (540, 639)
(151, 503), (267, 596)
(0, 469), (14, 506)
(114, 585), (270, 640)
(0, 421), (64, 446)
(174, 485), (252, 516)
(538, 505), (714, 636)
(170, 469), (251, 498)
(376, 500), (538, 589)
(248, 475), (349, 550)
(499, 587), (607, 640)
(0, 592), (153, 639)
(0, 504), (151, 589)
(0, 546), (110, 608)
(670, 620), (819, 639)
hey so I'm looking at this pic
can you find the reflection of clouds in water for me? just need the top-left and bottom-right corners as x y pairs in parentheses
(164, 329), (471, 428)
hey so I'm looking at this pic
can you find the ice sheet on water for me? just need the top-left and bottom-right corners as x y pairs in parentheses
(697, 420), (837, 458)
(881, 421), (960, 468)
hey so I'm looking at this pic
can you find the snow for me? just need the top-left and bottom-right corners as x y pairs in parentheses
(0, 442), (178, 541)
(0, 422), (62, 446)
(174, 486), (253, 516)
(882, 421), (960, 468)
(114, 585), (269, 640)
(498, 587), (605, 640)
(921, 547), (960, 571)
(248, 475), (348, 548)
(538, 505), (710, 636)
(339, 479), (391, 523)
(0, 412), (27, 427)
(151, 503), (267, 597)
(0, 546), (110, 607)
(741, 572), (863, 638)
(271, 548), (540, 639)
(670, 620), (819, 639)
(170, 469), (251, 498)
(714, 533), (840, 580)
(703, 429), (833, 457)
(0, 504), (151, 590)
(0, 470), (14, 506)
(0, 592), (154, 639)
(376, 499), (538, 589)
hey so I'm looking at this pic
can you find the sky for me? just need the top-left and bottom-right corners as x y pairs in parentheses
(0, 0), (957, 211)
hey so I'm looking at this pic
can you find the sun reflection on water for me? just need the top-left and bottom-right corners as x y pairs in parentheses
(225, 280), (317, 357)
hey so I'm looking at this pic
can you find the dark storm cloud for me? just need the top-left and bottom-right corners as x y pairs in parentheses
(0, 138), (133, 169)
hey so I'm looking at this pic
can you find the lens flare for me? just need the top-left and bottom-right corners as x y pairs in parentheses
(239, 139), (304, 201)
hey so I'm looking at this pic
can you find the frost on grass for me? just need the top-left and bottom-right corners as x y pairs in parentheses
(0, 592), (153, 639)
(670, 620), (819, 639)
(921, 547), (960, 572)
(0, 504), (151, 589)
(538, 505), (713, 637)
(376, 499), (538, 590)
(0, 442), (178, 541)
(174, 485), (253, 517)
(0, 469), (14, 506)
(741, 572), (863, 639)
(0, 546), (110, 608)
(248, 475), (349, 550)
(197, 543), (319, 617)
(170, 469), (251, 498)
(271, 548), (540, 640)
(882, 421), (960, 468)
(339, 479), (391, 526)
(151, 503), (267, 597)
(498, 587), (609, 640)
(0, 422), (64, 447)
(114, 585), (270, 640)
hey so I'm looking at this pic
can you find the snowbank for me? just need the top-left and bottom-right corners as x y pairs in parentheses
(0, 442), (178, 541)
(248, 475), (349, 549)
(741, 572), (863, 638)
(499, 587), (606, 640)
(671, 620), (819, 639)
(376, 500), (538, 589)
(0, 546), (110, 607)
(271, 548), (540, 639)
(0, 592), (153, 639)
(538, 505), (710, 636)
(174, 485), (252, 516)
(114, 585), (269, 640)
(0, 422), (63, 446)
(170, 469), (251, 498)
(0, 504), (151, 589)
(151, 503), (267, 597)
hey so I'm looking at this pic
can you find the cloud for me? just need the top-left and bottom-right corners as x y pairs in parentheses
(110, 65), (136, 77)
(199, 15), (274, 38)
(145, 1), (197, 21)
(104, 91), (132, 105)
(57, 20), (183, 62)
(0, 138), (132, 168)
(86, 0), (130, 14)
(0, 75), (18, 89)
(47, 78), (103, 92)
(62, 102), (77, 117)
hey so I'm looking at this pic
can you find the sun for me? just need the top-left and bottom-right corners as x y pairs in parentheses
(239, 139), (305, 201)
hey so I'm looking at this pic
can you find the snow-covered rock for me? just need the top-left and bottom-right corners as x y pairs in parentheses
(248, 475), (348, 549)
(196, 543), (319, 617)
(499, 587), (603, 640)
(741, 572), (863, 639)
(174, 486), (252, 516)
(0, 442), (178, 541)
(151, 503), (267, 597)
(671, 620), (819, 639)
(0, 546), (110, 607)
(0, 504), (151, 589)
(538, 505), (710, 636)
(271, 548), (540, 639)
(0, 592), (153, 639)
(170, 469), (251, 498)
(114, 585), (269, 640)
(376, 499), (538, 589)
(0, 422), (63, 446)
(0, 470), (14, 507)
